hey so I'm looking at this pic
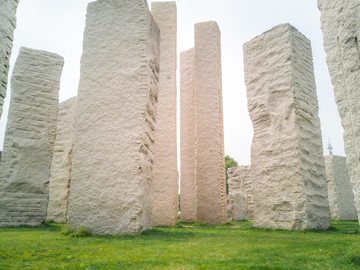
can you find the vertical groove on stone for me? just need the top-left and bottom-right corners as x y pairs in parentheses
(67, 0), (160, 235)
(244, 24), (330, 230)
(0, 47), (64, 227)
(0, 0), (19, 119)
(194, 21), (227, 225)
(151, 2), (178, 226)
(46, 97), (77, 223)
(325, 155), (356, 220)
(318, 0), (360, 224)
(180, 48), (196, 222)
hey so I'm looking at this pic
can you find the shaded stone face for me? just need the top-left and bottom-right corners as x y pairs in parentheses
(318, 0), (360, 225)
(46, 97), (77, 223)
(194, 21), (227, 225)
(151, 1), (178, 227)
(244, 24), (331, 230)
(325, 155), (356, 221)
(0, 0), (19, 119)
(180, 48), (196, 223)
(0, 47), (64, 227)
(67, 0), (160, 235)
(227, 165), (253, 219)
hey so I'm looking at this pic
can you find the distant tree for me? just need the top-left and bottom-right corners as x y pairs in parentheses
(225, 155), (238, 194)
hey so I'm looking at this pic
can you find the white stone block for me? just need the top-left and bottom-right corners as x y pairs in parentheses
(318, 0), (360, 225)
(151, 2), (178, 226)
(67, 0), (160, 235)
(0, 47), (64, 227)
(244, 24), (331, 230)
(46, 97), (77, 223)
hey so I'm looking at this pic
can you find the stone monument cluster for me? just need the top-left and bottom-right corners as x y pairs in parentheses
(0, 0), (359, 234)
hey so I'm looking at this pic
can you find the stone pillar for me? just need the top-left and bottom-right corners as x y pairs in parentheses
(325, 155), (356, 220)
(0, 47), (64, 227)
(46, 97), (77, 223)
(194, 21), (227, 225)
(151, 2), (178, 226)
(228, 165), (253, 219)
(318, 0), (360, 225)
(0, 0), (19, 119)
(180, 48), (196, 222)
(67, 0), (160, 235)
(244, 24), (331, 230)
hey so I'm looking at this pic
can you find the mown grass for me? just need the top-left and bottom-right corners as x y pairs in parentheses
(0, 220), (359, 269)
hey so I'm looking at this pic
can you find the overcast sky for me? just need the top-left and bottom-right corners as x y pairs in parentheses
(0, 0), (345, 166)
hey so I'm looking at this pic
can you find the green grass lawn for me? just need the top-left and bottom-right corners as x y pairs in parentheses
(0, 220), (359, 269)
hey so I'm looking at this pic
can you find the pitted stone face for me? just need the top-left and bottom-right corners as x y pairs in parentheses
(151, 1), (178, 227)
(67, 0), (160, 235)
(0, 0), (19, 119)
(46, 97), (77, 223)
(244, 24), (331, 230)
(0, 47), (64, 227)
(318, 0), (360, 225)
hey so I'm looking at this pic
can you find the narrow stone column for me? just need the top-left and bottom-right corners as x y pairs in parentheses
(325, 155), (356, 220)
(318, 0), (360, 225)
(0, 0), (19, 119)
(228, 165), (253, 219)
(180, 48), (196, 222)
(67, 0), (160, 235)
(151, 2), (178, 226)
(46, 97), (77, 223)
(0, 47), (64, 227)
(194, 21), (227, 225)
(244, 24), (331, 230)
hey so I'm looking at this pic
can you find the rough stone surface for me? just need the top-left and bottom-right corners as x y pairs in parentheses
(233, 193), (247, 221)
(151, 2), (178, 226)
(318, 0), (360, 225)
(180, 48), (196, 222)
(46, 97), (77, 223)
(0, 47), (64, 227)
(0, 0), (19, 119)
(194, 21), (227, 225)
(244, 24), (331, 230)
(325, 155), (356, 220)
(227, 195), (234, 222)
(228, 165), (253, 219)
(67, 0), (160, 235)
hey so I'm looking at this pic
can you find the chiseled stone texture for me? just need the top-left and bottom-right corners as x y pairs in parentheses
(180, 48), (196, 222)
(151, 2), (178, 226)
(0, 0), (19, 119)
(195, 21), (227, 225)
(318, 0), (360, 225)
(46, 97), (77, 223)
(68, 0), (160, 235)
(228, 165), (253, 219)
(325, 155), (356, 220)
(244, 24), (331, 230)
(233, 193), (246, 221)
(227, 195), (234, 222)
(0, 47), (64, 227)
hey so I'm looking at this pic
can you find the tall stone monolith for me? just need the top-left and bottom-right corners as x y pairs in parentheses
(228, 165), (253, 219)
(325, 155), (356, 220)
(46, 97), (77, 223)
(0, 0), (19, 119)
(194, 21), (227, 225)
(0, 47), (64, 227)
(244, 24), (331, 230)
(318, 0), (360, 225)
(151, 2), (178, 226)
(67, 0), (160, 235)
(180, 48), (196, 222)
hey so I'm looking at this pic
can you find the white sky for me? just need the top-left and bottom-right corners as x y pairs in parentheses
(0, 0), (345, 166)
